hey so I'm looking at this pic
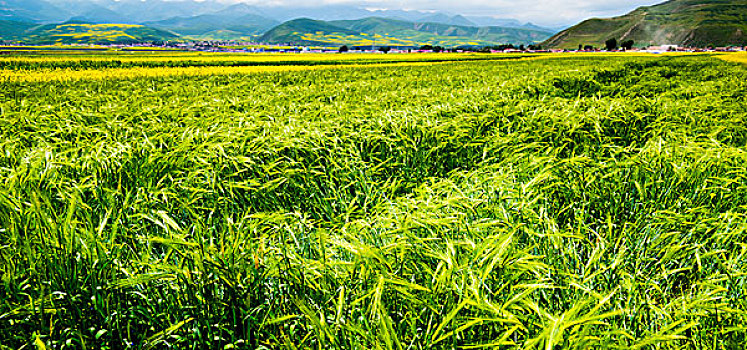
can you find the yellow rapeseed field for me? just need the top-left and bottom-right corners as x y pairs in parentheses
(0, 54), (552, 82)
(0, 52), (492, 65)
(3, 51), (709, 84)
(718, 52), (747, 64)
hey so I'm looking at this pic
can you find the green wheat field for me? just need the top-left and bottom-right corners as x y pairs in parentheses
(1, 52), (746, 349)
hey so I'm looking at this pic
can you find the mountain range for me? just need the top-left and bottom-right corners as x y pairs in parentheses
(544, 0), (747, 48)
(258, 17), (553, 47)
(0, 0), (555, 45)
(4, 0), (745, 48)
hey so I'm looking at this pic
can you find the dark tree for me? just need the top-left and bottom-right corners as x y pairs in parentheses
(478, 44), (516, 52)
(378, 46), (391, 54)
(605, 38), (618, 51)
(338, 45), (349, 53)
(620, 40), (634, 50)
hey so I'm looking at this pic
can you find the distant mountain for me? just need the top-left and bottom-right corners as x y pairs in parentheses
(0, 0), (560, 46)
(523, 23), (557, 32)
(258, 5), (373, 22)
(260, 16), (554, 47)
(332, 17), (553, 44)
(211, 3), (264, 17)
(366, 9), (426, 22)
(246, 7), (480, 26)
(466, 16), (523, 28)
(57, 0), (224, 23)
(0, 0), (69, 23)
(20, 21), (178, 44)
(146, 12), (279, 39)
(7, 0), (559, 33)
(68, 6), (131, 24)
(544, 0), (747, 48)
(418, 13), (476, 27)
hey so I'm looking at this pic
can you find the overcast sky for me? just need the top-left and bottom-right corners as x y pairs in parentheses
(224, 0), (663, 27)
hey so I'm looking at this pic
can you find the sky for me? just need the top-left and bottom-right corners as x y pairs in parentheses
(223, 0), (664, 27)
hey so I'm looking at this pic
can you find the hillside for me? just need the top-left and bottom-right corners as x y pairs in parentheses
(146, 13), (279, 39)
(261, 17), (554, 47)
(0, 19), (36, 40)
(259, 18), (360, 45)
(21, 22), (178, 44)
(544, 0), (747, 48)
(334, 17), (553, 43)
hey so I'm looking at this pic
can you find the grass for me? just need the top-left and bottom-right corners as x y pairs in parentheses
(0, 53), (746, 349)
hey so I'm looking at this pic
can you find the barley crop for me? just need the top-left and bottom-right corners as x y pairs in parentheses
(0, 53), (745, 349)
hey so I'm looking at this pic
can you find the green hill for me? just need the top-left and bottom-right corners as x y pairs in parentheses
(544, 0), (747, 48)
(0, 19), (36, 40)
(21, 21), (179, 44)
(260, 17), (554, 47)
(259, 18), (360, 45)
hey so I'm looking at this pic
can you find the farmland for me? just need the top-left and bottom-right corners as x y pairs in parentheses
(0, 51), (746, 349)
(0, 52), (541, 82)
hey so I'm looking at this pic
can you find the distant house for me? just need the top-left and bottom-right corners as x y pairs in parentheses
(650, 45), (678, 51)
(645, 44), (679, 53)
(715, 47), (742, 52)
